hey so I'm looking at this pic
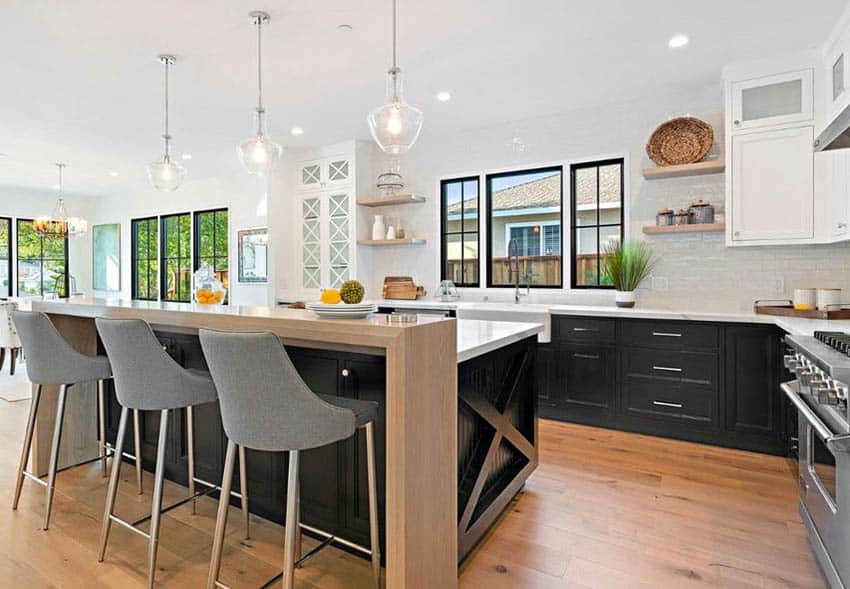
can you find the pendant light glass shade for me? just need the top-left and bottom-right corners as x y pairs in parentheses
(239, 11), (281, 176)
(148, 54), (185, 191)
(368, 0), (423, 155)
(34, 163), (88, 237)
(368, 68), (423, 155)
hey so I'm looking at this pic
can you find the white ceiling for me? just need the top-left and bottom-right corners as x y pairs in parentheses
(0, 0), (845, 197)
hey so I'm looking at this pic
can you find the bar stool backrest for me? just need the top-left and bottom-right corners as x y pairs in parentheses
(198, 329), (355, 452)
(0, 302), (21, 349)
(11, 310), (93, 385)
(96, 318), (216, 410)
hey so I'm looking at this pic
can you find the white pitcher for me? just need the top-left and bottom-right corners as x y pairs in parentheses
(372, 215), (386, 240)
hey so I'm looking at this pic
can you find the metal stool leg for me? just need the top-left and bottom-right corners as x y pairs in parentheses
(365, 422), (382, 589)
(133, 409), (143, 494)
(97, 380), (107, 477)
(187, 406), (196, 514)
(238, 445), (249, 539)
(147, 409), (169, 589)
(43, 384), (69, 530)
(206, 440), (236, 589)
(295, 475), (301, 565)
(98, 406), (129, 561)
(12, 384), (42, 509)
(283, 450), (300, 589)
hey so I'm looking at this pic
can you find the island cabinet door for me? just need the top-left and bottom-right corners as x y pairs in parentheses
(560, 343), (616, 418)
(723, 325), (782, 437)
(536, 343), (562, 416)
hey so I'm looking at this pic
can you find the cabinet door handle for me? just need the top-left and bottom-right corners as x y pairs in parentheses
(733, 120), (741, 126)
(653, 400), (683, 409)
(653, 365), (682, 373)
(341, 368), (350, 377)
(652, 332), (682, 338)
(574, 353), (600, 360)
(572, 327), (599, 332)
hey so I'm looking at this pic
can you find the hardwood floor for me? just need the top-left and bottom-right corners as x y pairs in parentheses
(0, 392), (827, 588)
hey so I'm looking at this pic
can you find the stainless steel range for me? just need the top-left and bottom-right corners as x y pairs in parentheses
(784, 332), (850, 589)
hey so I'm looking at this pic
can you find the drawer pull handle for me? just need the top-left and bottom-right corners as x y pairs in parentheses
(653, 400), (683, 409)
(653, 365), (682, 373)
(652, 332), (682, 338)
(574, 353), (600, 360)
(572, 327), (599, 332)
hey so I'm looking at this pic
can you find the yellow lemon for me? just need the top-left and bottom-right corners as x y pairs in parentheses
(321, 289), (342, 304)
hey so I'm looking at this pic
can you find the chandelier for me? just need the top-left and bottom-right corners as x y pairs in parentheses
(33, 163), (88, 237)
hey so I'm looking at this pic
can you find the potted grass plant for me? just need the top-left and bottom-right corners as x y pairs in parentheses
(601, 240), (657, 308)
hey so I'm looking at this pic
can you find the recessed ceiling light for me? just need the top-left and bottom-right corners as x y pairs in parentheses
(181, 153), (192, 160)
(437, 91), (452, 102)
(668, 34), (689, 49)
(108, 170), (119, 177)
(291, 126), (304, 136)
(337, 24), (353, 32)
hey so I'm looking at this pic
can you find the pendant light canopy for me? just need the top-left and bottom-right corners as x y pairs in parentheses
(238, 11), (282, 176)
(367, 0), (423, 156)
(147, 54), (186, 192)
(34, 163), (88, 237)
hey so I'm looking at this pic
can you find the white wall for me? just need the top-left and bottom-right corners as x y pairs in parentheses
(0, 186), (97, 297)
(353, 83), (850, 312)
(86, 173), (274, 306)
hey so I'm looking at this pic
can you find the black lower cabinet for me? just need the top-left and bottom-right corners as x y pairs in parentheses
(541, 316), (787, 455)
(102, 333), (387, 556)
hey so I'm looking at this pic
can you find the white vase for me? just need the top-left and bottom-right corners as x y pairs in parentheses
(615, 290), (636, 308)
(372, 215), (386, 240)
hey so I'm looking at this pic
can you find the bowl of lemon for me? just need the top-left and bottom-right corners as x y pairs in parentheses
(306, 280), (376, 319)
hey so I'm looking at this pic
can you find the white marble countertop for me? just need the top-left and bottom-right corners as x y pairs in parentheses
(456, 319), (544, 363)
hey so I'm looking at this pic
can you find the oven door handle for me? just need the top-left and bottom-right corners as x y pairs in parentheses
(782, 380), (850, 452)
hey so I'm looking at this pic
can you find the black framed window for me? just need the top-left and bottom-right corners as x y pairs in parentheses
(486, 166), (563, 288)
(441, 177), (480, 287)
(131, 217), (158, 301)
(193, 208), (229, 301)
(570, 158), (625, 288)
(0, 217), (11, 298)
(16, 219), (68, 297)
(160, 212), (192, 302)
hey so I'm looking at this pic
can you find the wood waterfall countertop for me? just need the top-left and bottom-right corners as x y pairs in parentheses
(29, 297), (462, 589)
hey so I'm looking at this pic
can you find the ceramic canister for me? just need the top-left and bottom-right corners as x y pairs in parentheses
(793, 288), (817, 311)
(816, 288), (842, 310)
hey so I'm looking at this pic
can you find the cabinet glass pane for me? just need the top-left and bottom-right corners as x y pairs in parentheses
(302, 164), (321, 186)
(328, 193), (350, 288)
(835, 54), (845, 101)
(302, 197), (321, 289)
(328, 159), (350, 182)
(741, 79), (803, 122)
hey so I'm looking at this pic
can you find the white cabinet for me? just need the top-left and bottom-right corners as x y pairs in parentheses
(730, 126), (814, 243)
(297, 156), (352, 191)
(297, 189), (354, 293)
(730, 70), (813, 132)
(816, 149), (850, 241)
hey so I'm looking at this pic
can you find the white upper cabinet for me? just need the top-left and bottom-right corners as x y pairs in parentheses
(730, 70), (813, 132)
(297, 156), (353, 192)
(730, 126), (814, 243)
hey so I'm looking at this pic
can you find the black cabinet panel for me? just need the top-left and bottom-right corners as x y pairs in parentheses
(553, 316), (616, 344)
(724, 325), (781, 436)
(621, 348), (719, 390)
(623, 380), (716, 424)
(620, 320), (719, 350)
(562, 343), (616, 410)
(536, 343), (560, 410)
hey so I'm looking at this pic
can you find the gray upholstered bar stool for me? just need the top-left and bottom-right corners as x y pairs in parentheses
(96, 318), (249, 589)
(199, 329), (382, 589)
(9, 310), (143, 531)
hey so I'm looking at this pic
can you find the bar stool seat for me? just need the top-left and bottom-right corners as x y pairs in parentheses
(9, 310), (143, 532)
(318, 394), (379, 426)
(200, 329), (382, 589)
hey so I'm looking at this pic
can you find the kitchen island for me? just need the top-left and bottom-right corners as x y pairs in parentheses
(28, 298), (542, 588)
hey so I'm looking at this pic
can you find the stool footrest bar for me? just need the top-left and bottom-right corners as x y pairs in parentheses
(192, 476), (245, 500)
(129, 487), (217, 527)
(22, 471), (48, 487)
(109, 514), (151, 539)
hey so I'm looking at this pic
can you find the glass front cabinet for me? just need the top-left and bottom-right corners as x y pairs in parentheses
(730, 69), (814, 132)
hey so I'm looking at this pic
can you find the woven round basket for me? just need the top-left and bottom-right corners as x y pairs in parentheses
(646, 117), (714, 166)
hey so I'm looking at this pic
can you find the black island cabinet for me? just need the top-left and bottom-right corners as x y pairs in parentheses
(538, 316), (789, 455)
(102, 331), (539, 565)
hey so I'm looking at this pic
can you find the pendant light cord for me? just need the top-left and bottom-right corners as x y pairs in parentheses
(392, 0), (397, 70)
(257, 16), (264, 113)
(163, 57), (171, 159)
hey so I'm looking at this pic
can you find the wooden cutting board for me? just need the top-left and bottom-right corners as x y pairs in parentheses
(383, 276), (426, 300)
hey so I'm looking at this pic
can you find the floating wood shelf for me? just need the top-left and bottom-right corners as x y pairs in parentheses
(357, 194), (426, 207)
(642, 160), (725, 179)
(643, 222), (725, 235)
(357, 238), (426, 246)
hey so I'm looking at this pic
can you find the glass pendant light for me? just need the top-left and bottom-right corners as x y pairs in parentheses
(367, 0), (423, 155)
(147, 55), (186, 191)
(34, 163), (88, 237)
(238, 11), (282, 176)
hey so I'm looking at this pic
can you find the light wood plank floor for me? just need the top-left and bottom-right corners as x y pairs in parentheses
(0, 394), (827, 588)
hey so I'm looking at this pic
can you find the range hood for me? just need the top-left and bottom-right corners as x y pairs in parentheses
(815, 104), (850, 151)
